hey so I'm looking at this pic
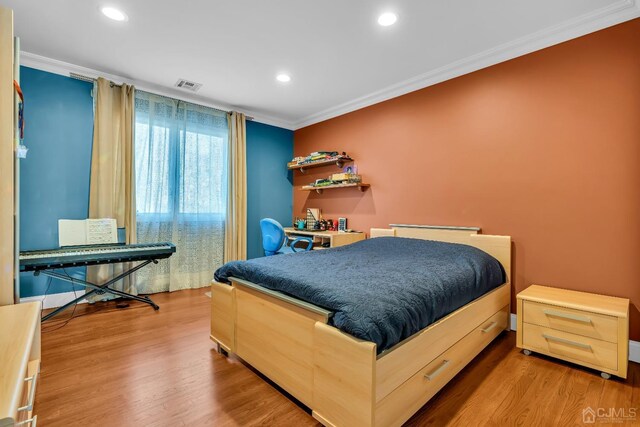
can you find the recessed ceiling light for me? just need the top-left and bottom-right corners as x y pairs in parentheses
(377, 12), (397, 27)
(101, 6), (128, 22)
(276, 74), (291, 83)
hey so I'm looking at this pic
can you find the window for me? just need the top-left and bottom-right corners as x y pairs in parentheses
(134, 92), (228, 217)
(133, 91), (228, 293)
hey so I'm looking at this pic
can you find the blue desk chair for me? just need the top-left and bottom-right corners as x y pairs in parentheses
(260, 218), (313, 256)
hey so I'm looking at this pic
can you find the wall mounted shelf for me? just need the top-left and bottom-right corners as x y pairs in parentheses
(301, 183), (370, 194)
(288, 156), (353, 173)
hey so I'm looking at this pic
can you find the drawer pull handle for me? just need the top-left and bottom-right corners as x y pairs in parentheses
(424, 360), (450, 381)
(481, 321), (498, 333)
(542, 334), (592, 350)
(16, 415), (37, 426)
(18, 372), (38, 412)
(542, 309), (591, 324)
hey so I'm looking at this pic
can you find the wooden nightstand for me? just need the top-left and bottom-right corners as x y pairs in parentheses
(516, 285), (629, 379)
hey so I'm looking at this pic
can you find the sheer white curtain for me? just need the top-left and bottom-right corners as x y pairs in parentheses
(134, 91), (228, 293)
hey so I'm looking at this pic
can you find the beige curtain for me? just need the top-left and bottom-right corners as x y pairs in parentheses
(87, 77), (136, 296)
(224, 112), (247, 262)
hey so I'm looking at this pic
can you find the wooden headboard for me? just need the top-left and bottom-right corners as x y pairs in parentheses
(370, 224), (511, 284)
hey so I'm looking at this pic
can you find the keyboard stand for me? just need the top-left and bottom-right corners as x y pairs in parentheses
(38, 259), (160, 322)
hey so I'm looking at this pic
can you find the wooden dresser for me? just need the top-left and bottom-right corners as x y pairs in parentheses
(516, 285), (629, 379)
(0, 302), (41, 427)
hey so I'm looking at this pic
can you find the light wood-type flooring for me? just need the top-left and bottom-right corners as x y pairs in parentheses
(35, 289), (639, 426)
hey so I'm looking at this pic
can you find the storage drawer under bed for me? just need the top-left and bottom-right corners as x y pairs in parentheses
(375, 305), (509, 427)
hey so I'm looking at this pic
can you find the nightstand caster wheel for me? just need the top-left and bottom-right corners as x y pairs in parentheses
(601, 372), (611, 380)
(523, 349), (532, 356)
(217, 345), (229, 357)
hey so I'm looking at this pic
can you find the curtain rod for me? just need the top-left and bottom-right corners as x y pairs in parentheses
(70, 72), (253, 120)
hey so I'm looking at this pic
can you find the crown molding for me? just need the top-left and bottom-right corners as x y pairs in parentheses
(19, 51), (297, 130)
(293, 0), (640, 130)
(20, 1), (639, 131)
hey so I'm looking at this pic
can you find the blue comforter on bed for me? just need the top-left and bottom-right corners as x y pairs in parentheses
(214, 237), (505, 353)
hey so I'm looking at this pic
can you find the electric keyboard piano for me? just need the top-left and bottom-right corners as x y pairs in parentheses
(20, 242), (176, 272)
(20, 243), (176, 321)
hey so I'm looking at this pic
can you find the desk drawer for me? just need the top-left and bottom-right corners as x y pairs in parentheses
(523, 301), (617, 343)
(376, 306), (508, 427)
(522, 323), (617, 370)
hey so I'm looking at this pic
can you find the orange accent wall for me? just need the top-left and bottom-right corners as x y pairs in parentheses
(293, 19), (640, 340)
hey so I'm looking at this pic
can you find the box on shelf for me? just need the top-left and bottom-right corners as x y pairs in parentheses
(330, 173), (361, 183)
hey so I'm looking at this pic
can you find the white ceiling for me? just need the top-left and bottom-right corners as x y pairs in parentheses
(4, 0), (639, 129)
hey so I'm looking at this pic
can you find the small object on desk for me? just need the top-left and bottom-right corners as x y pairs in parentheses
(338, 217), (347, 232)
(306, 208), (320, 230)
(326, 219), (335, 231)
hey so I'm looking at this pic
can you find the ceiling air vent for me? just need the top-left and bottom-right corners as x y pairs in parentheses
(174, 79), (202, 92)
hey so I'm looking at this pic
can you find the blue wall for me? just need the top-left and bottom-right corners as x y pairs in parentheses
(19, 66), (95, 297)
(246, 121), (294, 259)
(19, 67), (293, 296)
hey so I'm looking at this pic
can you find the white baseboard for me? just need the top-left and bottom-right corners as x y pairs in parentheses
(509, 313), (639, 363)
(631, 341), (640, 364)
(510, 312), (518, 331)
(21, 290), (87, 310)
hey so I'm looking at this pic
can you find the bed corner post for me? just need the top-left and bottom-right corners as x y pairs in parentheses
(210, 281), (236, 354)
(312, 322), (376, 427)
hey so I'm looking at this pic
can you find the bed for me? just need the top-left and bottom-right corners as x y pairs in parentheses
(210, 224), (512, 427)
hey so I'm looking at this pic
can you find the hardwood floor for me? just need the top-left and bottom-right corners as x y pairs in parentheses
(36, 289), (639, 426)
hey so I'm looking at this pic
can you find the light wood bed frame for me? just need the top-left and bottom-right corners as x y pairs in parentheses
(210, 225), (512, 427)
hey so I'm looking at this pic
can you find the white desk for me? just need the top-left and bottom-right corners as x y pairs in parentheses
(284, 228), (365, 249)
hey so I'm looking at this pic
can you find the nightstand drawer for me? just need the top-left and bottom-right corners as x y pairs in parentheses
(523, 300), (618, 343)
(522, 323), (617, 370)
